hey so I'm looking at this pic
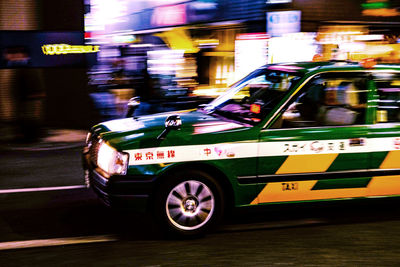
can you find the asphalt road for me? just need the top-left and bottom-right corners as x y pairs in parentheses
(1, 147), (400, 266)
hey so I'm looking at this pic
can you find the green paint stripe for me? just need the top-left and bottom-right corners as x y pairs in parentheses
(251, 194), (400, 207)
(312, 177), (372, 190)
(370, 151), (389, 169)
(258, 155), (288, 175)
(326, 153), (368, 172)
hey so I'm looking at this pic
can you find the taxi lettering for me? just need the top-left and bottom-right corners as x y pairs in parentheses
(283, 143), (306, 153)
(283, 140), (347, 154)
(282, 182), (298, 191)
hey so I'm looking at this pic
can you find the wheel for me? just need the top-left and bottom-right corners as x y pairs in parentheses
(154, 170), (224, 237)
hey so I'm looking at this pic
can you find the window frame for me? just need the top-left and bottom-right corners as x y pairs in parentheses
(371, 72), (400, 125)
(263, 71), (374, 130)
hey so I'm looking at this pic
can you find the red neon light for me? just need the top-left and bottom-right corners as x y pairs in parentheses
(236, 33), (270, 40)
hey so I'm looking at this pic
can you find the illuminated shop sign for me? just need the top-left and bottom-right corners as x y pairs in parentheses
(42, 44), (100, 55)
(1, 31), (95, 68)
(362, 0), (400, 16)
(151, 4), (186, 26)
(235, 33), (269, 80)
(267, 10), (301, 37)
(150, 1), (218, 27)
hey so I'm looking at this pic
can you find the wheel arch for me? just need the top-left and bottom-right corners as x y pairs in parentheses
(151, 162), (235, 213)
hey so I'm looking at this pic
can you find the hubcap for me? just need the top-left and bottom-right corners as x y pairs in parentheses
(166, 180), (215, 231)
(183, 198), (198, 212)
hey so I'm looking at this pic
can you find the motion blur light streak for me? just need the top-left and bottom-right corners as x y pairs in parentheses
(0, 185), (87, 194)
(0, 235), (117, 251)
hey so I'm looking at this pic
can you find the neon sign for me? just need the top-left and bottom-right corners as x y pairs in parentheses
(151, 4), (186, 26)
(42, 44), (100, 55)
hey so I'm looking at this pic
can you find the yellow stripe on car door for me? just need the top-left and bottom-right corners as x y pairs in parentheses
(379, 150), (400, 169)
(275, 154), (339, 174)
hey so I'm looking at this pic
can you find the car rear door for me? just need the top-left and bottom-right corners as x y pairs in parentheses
(253, 72), (371, 205)
(367, 71), (400, 197)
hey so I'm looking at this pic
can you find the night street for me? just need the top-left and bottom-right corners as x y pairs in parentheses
(1, 147), (400, 266)
(2, 0), (400, 265)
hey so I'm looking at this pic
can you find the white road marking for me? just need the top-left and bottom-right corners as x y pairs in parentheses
(0, 235), (117, 251)
(0, 185), (87, 194)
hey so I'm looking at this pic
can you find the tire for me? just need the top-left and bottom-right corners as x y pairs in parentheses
(154, 170), (224, 237)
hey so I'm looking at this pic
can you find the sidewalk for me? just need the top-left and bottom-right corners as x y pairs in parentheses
(0, 128), (88, 151)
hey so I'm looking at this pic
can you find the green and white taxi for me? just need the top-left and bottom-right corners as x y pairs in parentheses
(83, 60), (400, 236)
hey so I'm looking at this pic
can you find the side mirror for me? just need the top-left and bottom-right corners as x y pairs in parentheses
(157, 115), (182, 140)
(128, 96), (140, 107)
(126, 96), (140, 117)
(266, 74), (282, 83)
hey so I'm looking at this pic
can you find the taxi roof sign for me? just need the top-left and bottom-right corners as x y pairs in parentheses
(360, 58), (377, 69)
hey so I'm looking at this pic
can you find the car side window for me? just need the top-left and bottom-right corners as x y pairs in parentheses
(374, 73), (400, 123)
(273, 74), (368, 128)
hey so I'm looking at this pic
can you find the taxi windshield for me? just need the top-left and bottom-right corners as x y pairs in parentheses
(203, 68), (303, 125)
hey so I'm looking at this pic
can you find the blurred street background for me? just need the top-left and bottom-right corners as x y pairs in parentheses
(1, 0), (400, 141)
(2, 0), (400, 265)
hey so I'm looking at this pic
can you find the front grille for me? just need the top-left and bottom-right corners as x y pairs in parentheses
(88, 134), (100, 166)
(89, 173), (111, 206)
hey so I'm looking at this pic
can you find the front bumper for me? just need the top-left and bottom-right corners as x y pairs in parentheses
(82, 150), (156, 212)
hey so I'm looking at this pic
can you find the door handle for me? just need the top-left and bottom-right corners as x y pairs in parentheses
(349, 138), (365, 146)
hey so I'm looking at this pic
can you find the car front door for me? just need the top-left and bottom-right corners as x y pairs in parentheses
(252, 72), (371, 205)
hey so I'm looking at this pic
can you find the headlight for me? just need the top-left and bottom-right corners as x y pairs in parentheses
(85, 132), (92, 144)
(97, 141), (129, 176)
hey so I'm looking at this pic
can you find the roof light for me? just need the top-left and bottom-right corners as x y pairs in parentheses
(360, 58), (377, 69)
(312, 54), (324, 62)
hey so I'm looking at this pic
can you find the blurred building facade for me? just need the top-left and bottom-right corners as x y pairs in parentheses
(2, 0), (400, 128)
(0, 0), (93, 130)
(86, 0), (400, 102)
(0, 0), (39, 126)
